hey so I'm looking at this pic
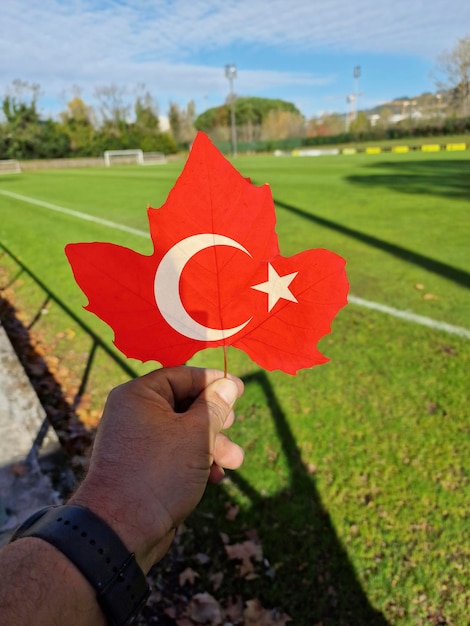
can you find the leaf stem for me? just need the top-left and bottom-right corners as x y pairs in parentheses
(223, 345), (228, 378)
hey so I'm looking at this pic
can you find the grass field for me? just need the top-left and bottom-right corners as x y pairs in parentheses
(0, 149), (469, 624)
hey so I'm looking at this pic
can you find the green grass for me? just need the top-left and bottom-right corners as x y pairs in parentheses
(0, 151), (469, 624)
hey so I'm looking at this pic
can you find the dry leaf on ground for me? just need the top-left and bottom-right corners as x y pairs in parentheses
(187, 592), (224, 625)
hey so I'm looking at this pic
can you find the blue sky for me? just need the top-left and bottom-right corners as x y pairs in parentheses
(1, 0), (469, 123)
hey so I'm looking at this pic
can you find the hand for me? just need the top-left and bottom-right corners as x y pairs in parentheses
(70, 366), (244, 572)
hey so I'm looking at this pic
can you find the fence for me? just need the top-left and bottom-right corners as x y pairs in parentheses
(0, 241), (138, 468)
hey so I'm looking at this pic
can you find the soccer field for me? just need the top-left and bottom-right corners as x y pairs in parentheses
(1, 151), (469, 623)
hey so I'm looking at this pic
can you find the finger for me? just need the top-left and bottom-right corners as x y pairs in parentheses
(213, 432), (245, 470)
(208, 463), (225, 484)
(140, 366), (243, 410)
(223, 408), (236, 430)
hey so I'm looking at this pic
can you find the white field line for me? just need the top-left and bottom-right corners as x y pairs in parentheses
(0, 189), (148, 238)
(1, 189), (469, 340)
(348, 295), (470, 339)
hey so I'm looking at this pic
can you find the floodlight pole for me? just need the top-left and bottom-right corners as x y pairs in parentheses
(225, 64), (237, 157)
(346, 66), (361, 131)
(353, 65), (361, 121)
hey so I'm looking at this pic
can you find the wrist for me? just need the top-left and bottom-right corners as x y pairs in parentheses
(69, 477), (171, 573)
(10, 505), (150, 625)
(1, 536), (106, 625)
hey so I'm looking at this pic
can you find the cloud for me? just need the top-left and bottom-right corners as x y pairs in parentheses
(3, 0), (468, 68)
(18, 0), (465, 59)
(1, 0), (468, 117)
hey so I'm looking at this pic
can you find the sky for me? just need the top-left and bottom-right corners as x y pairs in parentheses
(1, 0), (469, 124)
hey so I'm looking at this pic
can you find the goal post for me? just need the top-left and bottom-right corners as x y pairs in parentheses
(104, 149), (144, 166)
(141, 151), (167, 165)
(0, 159), (22, 174)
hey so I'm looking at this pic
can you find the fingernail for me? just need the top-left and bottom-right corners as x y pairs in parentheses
(214, 378), (238, 407)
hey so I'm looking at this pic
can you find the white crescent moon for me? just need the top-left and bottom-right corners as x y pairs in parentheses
(154, 233), (252, 341)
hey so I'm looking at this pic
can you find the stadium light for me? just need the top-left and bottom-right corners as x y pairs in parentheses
(225, 64), (237, 157)
(345, 65), (363, 130)
(353, 66), (361, 122)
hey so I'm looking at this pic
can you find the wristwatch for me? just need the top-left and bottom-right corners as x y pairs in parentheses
(10, 504), (150, 625)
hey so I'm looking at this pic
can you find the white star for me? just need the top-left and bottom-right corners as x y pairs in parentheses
(251, 263), (298, 312)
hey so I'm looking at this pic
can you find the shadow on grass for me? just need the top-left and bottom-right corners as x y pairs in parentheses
(345, 159), (470, 201)
(223, 371), (389, 625)
(270, 195), (470, 290)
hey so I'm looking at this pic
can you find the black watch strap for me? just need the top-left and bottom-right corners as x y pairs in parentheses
(10, 505), (150, 625)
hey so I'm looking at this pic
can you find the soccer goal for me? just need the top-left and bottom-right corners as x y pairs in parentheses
(0, 159), (22, 174)
(141, 151), (167, 165)
(104, 149), (144, 167)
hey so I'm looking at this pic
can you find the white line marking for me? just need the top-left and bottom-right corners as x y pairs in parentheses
(349, 295), (470, 339)
(1, 189), (469, 340)
(0, 189), (148, 238)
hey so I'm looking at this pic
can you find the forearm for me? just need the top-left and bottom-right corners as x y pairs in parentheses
(0, 537), (106, 625)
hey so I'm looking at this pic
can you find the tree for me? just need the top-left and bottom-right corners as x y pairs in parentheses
(34, 120), (71, 158)
(261, 110), (305, 140)
(60, 96), (96, 155)
(132, 92), (178, 154)
(134, 92), (160, 131)
(61, 96), (95, 125)
(349, 111), (370, 135)
(194, 97), (302, 135)
(433, 34), (470, 116)
(168, 101), (182, 142)
(180, 100), (197, 144)
(374, 107), (392, 129)
(308, 112), (345, 137)
(0, 80), (70, 159)
(94, 84), (130, 131)
(168, 101), (196, 146)
(2, 80), (40, 127)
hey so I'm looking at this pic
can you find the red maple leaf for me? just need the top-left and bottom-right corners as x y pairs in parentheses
(65, 132), (348, 374)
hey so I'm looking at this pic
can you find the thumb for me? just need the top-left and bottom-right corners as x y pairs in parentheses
(211, 377), (240, 410)
(189, 376), (241, 434)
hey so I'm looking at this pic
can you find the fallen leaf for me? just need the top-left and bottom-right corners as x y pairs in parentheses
(187, 592), (224, 625)
(307, 463), (317, 474)
(225, 539), (263, 577)
(210, 571), (224, 591)
(179, 567), (199, 586)
(224, 595), (244, 623)
(225, 503), (240, 521)
(439, 344), (457, 356)
(423, 293), (438, 300)
(164, 606), (177, 619)
(219, 532), (229, 545)
(244, 599), (292, 625)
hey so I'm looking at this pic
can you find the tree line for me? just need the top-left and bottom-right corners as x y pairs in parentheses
(0, 84), (307, 160)
(0, 82), (184, 160)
